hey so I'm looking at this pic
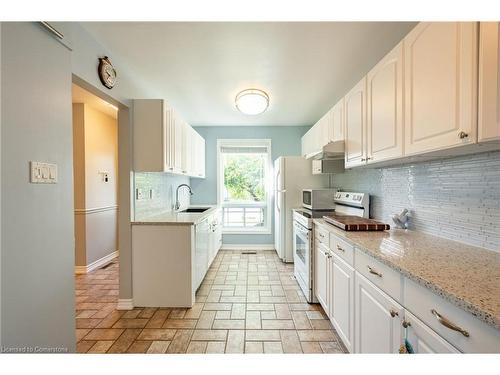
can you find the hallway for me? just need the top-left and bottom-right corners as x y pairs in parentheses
(75, 250), (345, 353)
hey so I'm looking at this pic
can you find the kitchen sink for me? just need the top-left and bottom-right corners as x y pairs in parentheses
(179, 207), (210, 213)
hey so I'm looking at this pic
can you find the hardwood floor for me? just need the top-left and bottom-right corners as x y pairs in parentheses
(75, 250), (346, 353)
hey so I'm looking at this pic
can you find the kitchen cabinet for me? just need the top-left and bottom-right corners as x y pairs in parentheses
(479, 22), (500, 142)
(314, 240), (330, 313)
(330, 253), (355, 352)
(366, 42), (404, 163)
(403, 311), (460, 353)
(345, 78), (367, 168)
(330, 99), (344, 144)
(354, 272), (404, 353)
(208, 208), (222, 266)
(301, 100), (345, 158)
(194, 217), (210, 290)
(403, 22), (478, 155)
(133, 99), (205, 177)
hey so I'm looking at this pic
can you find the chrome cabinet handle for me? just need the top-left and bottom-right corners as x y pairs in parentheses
(367, 265), (382, 277)
(390, 309), (399, 318)
(458, 131), (469, 139)
(430, 309), (470, 337)
(336, 244), (345, 252)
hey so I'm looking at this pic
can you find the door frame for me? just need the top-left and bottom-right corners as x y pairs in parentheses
(71, 74), (133, 309)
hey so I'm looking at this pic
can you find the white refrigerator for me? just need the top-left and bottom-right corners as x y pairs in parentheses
(274, 156), (327, 262)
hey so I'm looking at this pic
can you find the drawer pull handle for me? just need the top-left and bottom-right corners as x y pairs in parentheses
(336, 245), (345, 252)
(431, 309), (469, 337)
(367, 265), (382, 277)
(458, 131), (469, 139)
(390, 309), (399, 318)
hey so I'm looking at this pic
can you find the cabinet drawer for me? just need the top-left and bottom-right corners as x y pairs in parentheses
(329, 233), (354, 266)
(404, 278), (500, 353)
(355, 250), (402, 303)
(315, 226), (329, 245)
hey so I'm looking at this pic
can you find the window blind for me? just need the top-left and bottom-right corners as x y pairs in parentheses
(220, 146), (268, 154)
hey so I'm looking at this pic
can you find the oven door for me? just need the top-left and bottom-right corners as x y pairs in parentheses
(293, 220), (312, 302)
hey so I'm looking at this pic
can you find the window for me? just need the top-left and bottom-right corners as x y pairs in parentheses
(217, 139), (272, 234)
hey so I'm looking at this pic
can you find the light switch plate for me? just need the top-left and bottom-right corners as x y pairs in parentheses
(30, 161), (57, 184)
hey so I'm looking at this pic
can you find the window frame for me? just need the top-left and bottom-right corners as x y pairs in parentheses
(216, 138), (272, 234)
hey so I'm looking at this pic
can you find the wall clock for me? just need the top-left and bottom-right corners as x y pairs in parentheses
(98, 56), (117, 89)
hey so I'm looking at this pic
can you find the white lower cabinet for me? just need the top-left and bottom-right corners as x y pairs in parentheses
(354, 272), (404, 353)
(403, 311), (460, 353)
(330, 253), (355, 352)
(314, 240), (330, 313)
(194, 218), (210, 291)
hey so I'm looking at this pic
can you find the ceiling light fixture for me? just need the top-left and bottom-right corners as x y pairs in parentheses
(235, 88), (269, 115)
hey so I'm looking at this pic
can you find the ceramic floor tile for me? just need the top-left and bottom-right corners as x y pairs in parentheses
(75, 253), (344, 355)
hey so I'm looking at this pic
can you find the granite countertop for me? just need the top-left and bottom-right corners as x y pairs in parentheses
(313, 219), (500, 330)
(132, 205), (219, 225)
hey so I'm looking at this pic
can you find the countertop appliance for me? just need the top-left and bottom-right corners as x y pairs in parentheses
(293, 206), (336, 303)
(274, 156), (327, 263)
(302, 188), (338, 210)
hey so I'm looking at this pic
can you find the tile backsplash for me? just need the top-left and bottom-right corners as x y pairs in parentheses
(331, 151), (500, 252)
(134, 172), (191, 220)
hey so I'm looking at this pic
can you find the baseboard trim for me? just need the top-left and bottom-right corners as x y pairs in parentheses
(220, 244), (275, 251)
(74, 250), (119, 274)
(117, 299), (134, 310)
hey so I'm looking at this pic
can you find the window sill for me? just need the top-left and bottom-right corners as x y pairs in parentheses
(222, 228), (272, 235)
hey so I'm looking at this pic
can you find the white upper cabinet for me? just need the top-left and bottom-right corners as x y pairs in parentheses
(367, 42), (404, 163)
(345, 77), (367, 168)
(330, 98), (344, 143)
(479, 22), (500, 142)
(133, 99), (205, 177)
(403, 22), (478, 155)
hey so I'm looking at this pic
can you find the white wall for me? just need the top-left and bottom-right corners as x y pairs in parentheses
(0, 22), (155, 351)
(1, 23), (75, 351)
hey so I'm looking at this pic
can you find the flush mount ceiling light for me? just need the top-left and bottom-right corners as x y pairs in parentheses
(235, 89), (269, 115)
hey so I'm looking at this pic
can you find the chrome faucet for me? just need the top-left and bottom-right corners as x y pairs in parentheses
(175, 184), (193, 211)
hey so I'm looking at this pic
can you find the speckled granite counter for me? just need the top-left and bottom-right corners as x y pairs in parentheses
(313, 219), (500, 330)
(132, 205), (218, 225)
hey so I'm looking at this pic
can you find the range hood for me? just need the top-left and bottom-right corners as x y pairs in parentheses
(305, 140), (345, 160)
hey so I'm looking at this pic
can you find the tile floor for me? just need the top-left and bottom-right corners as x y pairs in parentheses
(75, 250), (346, 354)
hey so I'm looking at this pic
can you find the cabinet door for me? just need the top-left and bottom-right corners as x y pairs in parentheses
(345, 78), (367, 168)
(180, 121), (190, 175)
(479, 22), (500, 142)
(173, 114), (183, 172)
(314, 242), (330, 313)
(404, 311), (460, 353)
(367, 42), (404, 163)
(330, 99), (344, 143)
(354, 273), (403, 353)
(404, 22), (478, 155)
(165, 107), (175, 172)
(331, 254), (355, 352)
(195, 219), (210, 290)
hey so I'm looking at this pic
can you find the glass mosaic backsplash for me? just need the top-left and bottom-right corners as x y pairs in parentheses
(331, 150), (500, 252)
(134, 172), (191, 220)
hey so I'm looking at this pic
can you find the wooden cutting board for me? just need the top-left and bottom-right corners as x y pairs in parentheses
(323, 214), (390, 231)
